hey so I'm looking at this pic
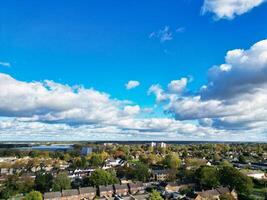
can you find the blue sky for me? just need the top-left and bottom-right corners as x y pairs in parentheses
(1, 0), (267, 141)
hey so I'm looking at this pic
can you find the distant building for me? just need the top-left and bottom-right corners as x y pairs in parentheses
(158, 142), (166, 148)
(151, 142), (156, 147)
(81, 147), (93, 156)
(152, 169), (169, 181)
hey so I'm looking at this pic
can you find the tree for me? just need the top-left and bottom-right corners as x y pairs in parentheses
(35, 172), (53, 193)
(149, 190), (163, 200)
(85, 169), (119, 187)
(238, 155), (246, 164)
(164, 153), (181, 169)
(52, 172), (71, 191)
(0, 175), (20, 199)
(89, 153), (104, 167)
(24, 191), (42, 200)
(219, 166), (253, 195)
(196, 166), (219, 188)
(133, 162), (150, 182)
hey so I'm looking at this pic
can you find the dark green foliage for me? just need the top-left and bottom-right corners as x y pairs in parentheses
(34, 172), (53, 193)
(52, 172), (71, 191)
(133, 162), (150, 182)
(219, 166), (253, 195)
(84, 169), (119, 187)
(196, 166), (220, 188)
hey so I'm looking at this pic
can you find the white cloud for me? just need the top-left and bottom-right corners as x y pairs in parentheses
(0, 61), (11, 67)
(202, 0), (266, 20)
(123, 105), (140, 116)
(164, 39), (267, 133)
(0, 73), (138, 125)
(168, 77), (188, 94)
(148, 84), (168, 102)
(125, 80), (140, 90)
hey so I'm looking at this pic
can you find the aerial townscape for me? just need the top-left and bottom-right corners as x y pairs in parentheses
(1, 0), (267, 200)
(0, 142), (266, 199)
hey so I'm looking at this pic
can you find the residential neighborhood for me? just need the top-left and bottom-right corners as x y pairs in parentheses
(0, 142), (266, 199)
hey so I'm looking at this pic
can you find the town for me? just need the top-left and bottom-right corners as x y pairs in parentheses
(0, 142), (266, 200)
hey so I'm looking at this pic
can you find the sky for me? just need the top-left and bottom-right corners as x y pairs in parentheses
(0, 0), (267, 141)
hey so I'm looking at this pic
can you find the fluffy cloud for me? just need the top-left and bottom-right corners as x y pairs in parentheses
(168, 78), (188, 94)
(165, 39), (267, 132)
(148, 77), (188, 103)
(0, 73), (223, 141)
(0, 73), (139, 125)
(202, 0), (266, 19)
(125, 80), (140, 90)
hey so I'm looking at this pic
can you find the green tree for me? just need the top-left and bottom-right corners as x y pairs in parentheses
(35, 172), (53, 193)
(149, 190), (163, 200)
(219, 166), (253, 195)
(196, 166), (219, 188)
(133, 162), (150, 182)
(164, 153), (181, 169)
(52, 172), (71, 191)
(0, 175), (20, 199)
(238, 155), (246, 164)
(85, 169), (119, 187)
(24, 191), (42, 200)
(89, 153), (104, 167)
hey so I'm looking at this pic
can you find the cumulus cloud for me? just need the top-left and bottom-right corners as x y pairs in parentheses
(125, 80), (140, 90)
(1, 69), (266, 140)
(168, 77), (188, 94)
(164, 39), (267, 132)
(202, 0), (266, 20)
(0, 73), (139, 125)
(0, 61), (11, 67)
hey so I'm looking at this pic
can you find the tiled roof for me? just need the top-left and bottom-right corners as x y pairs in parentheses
(43, 191), (61, 199)
(114, 184), (128, 190)
(79, 187), (96, 194)
(62, 189), (79, 196)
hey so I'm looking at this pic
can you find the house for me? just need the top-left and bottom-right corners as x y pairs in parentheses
(128, 182), (145, 194)
(99, 185), (114, 198)
(61, 189), (79, 200)
(152, 169), (169, 181)
(246, 171), (266, 180)
(160, 182), (180, 193)
(79, 187), (96, 200)
(103, 158), (125, 169)
(114, 184), (129, 196)
(43, 191), (62, 200)
(195, 187), (237, 200)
